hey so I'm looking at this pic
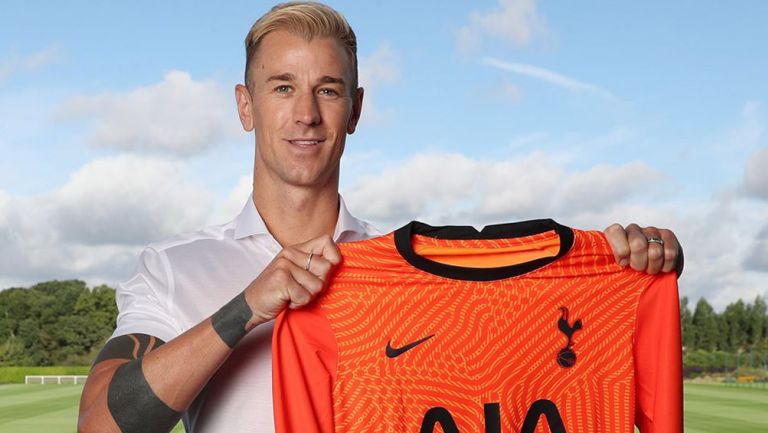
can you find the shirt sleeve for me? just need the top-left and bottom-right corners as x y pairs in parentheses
(272, 304), (338, 433)
(111, 247), (182, 343)
(634, 272), (683, 433)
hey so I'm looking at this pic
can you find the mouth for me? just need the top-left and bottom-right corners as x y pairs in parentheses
(286, 138), (325, 146)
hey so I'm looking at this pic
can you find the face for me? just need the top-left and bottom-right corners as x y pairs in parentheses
(236, 30), (363, 189)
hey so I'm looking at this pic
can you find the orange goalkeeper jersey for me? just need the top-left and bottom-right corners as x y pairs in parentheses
(272, 220), (682, 433)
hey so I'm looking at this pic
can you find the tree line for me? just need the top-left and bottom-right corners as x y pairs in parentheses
(1, 280), (767, 372)
(0, 280), (116, 366)
(681, 295), (768, 377)
(681, 296), (767, 353)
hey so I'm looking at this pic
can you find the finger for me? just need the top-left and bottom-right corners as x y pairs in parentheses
(296, 234), (342, 265)
(307, 254), (332, 280)
(641, 226), (664, 275)
(603, 223), (630, 267)
(284, 260), (325, 297)
(276, 261), (325, 309)
(245, 265), (310, 321)
(659, 229), (681, 274)
(285, 282), (314, 309)
(625, 223), (649, 272)
(246, 258), (326, 321)
(280, 248), (333, 279)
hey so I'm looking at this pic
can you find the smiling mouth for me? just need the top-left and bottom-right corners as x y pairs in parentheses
(287, 139), (324, 146)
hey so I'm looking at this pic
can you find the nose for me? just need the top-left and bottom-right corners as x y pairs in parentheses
(293, 91), (321, 126)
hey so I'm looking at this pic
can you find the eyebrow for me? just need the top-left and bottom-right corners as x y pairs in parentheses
(318, 76), (346, 86)
(266, 73), (296, 83)
(265, 73), (346, 86)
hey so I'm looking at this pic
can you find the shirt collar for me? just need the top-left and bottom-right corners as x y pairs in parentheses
(233, 194), (271, 240)
(233, 193), (370, 241)
(333, 195), (371, 240)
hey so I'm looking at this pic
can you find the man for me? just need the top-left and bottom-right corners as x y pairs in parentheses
(77, 3), (682, 433)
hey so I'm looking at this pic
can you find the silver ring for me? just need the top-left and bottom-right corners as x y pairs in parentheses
(647, 237), (664, 246)
(305, 252), (314, 271)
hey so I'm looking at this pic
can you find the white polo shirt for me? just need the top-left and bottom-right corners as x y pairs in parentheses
(111, 194), (379, 433)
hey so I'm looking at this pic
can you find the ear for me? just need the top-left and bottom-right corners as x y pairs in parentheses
(235, 84), (255, 132)
(346, 87), (364, 134)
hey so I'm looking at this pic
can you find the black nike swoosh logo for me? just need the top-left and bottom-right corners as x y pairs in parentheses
(385, 334), (434, 358)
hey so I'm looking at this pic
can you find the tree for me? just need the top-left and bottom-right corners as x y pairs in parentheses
(0, 288), (34, 364)
(692, 298), (719, 351)
(721, 299), (749, 352)
(747, 296), (766, 347)
(73, 285), (117, 355)
(0, 280), (118, 366)
(680, 297), (694, 351)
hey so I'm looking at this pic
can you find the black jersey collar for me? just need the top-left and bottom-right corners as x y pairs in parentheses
(394, 219), (574, 281)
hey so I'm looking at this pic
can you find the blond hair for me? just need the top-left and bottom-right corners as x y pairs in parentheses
(244, 1), (358, 90)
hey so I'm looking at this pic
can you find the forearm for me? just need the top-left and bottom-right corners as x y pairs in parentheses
(141, 316), (235, 410)
(79, 293), (257, 433)
(79, 234), (339, 432)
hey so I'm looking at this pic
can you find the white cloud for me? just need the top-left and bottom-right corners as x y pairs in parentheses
(745, 147), (768, 200)
(56, 70), (241, 156)
(744, 224), (768, 272)
(344, 153), (482, 224)
(208, 175), (252, 226)
(738, 100), (768, 273)
(0, 43), (62, 82)
(573, 197), (767, 311)
(457, 0), (549, 53)
(0, 155), (213, 288)
(358, 44), (400, 125)
(343, 151), (661, 229)
(52, 154), (213, 245)
(676, 199), (768, 309)
(739, 102), (768, 200)
(482, 57), (616, 100)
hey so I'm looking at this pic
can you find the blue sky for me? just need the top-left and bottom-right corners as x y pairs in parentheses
(1, 0), (767, 309)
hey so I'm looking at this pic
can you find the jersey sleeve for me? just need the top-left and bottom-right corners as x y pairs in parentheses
(634, 272), (683, 433)
(272, 303), (338, 433)
(111, 247), (182, 342)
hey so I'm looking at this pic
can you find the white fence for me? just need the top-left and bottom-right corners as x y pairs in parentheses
(24, 375), (88, 384)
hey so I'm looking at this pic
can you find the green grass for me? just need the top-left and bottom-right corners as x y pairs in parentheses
(0, 367), (91, 384)
(685, 383), (768, 432)
(0, 384), (184, 433)
(0, 382), (765, 432)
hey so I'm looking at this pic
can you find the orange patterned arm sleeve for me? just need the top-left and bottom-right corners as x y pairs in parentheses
(272, 304), (338, 433)
(634, 272), (683, 432)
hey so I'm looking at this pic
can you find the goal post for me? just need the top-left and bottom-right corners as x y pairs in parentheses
(24, 375), (88, 384)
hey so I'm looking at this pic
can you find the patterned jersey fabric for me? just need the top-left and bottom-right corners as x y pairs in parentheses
(272, 220), (682, 433)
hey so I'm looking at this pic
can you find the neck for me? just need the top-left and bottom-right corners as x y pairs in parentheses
(252, 174), (340, 247)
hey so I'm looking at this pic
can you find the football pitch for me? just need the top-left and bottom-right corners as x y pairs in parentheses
(0, 383), (765, 432)
(0, 383), (184, 433)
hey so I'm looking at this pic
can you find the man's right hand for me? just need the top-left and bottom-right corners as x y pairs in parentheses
(244, 234), (342, 327)
(78, 234), (341, 433)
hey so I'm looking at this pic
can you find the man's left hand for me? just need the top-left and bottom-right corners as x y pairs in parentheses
(603, 223), (683, 277)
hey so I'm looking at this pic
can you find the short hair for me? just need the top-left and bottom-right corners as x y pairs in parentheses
(244, 1), (358, 91)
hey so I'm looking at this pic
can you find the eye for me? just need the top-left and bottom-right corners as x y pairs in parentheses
(318, 88), (340, 97)
(275, 85), (292, 94)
